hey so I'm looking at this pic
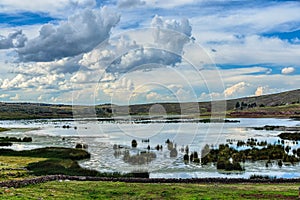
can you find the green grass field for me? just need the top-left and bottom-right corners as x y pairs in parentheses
(0, 181), (299, 199)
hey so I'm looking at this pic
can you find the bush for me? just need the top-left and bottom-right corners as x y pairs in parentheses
(217, 160), (243, 171)
(183, 154), (189, 162)
(131, 140), (137, 148)
(170, 148), (178, 157)
(22, 137), (32, 142)
(0, 142), (12, 146)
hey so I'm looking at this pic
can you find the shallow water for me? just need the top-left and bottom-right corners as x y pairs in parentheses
(0, 118), (300, 179)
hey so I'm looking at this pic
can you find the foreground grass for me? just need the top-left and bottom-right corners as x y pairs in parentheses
(0, 156), (47, 181)
(0, 147), (97, 180)
(0, 181), (299, 199)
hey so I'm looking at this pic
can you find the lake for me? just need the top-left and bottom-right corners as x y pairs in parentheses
(0, 118), (300, 179)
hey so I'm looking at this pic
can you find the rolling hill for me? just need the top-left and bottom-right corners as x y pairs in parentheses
(0, 89), (299, 120)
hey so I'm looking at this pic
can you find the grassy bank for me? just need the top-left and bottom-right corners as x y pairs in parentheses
(0, 147), (94, 181)
(0, 181), (299, 199)
(0, 147), (149, 181)
(0, 156), (47, 181)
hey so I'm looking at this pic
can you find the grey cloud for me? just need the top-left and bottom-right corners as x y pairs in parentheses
(118, 0), (145, 8)
(0, 30), (27, 49)
(108, 48), (181, 74)
(106, 15), (192, 75)
(17, 7), (120, 62)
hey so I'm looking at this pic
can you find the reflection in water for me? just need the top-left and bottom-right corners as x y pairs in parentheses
(0, 118), (300, 178)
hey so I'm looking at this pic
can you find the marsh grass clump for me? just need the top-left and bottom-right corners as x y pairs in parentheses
(0, 136), (33, 146)
(0, 147), (91, 160)
(131, 140), (137, 148)
(278, 132), (300, 141)
(216, 158), (243, 171)
(75, 143), (88, 149)
(183, 154), (189, 163)
(0, 127), (10, 132)
(0, 142), (12, 146)
(170, 148), (178, 157)
(22, 137), (32, 142)
(200, 140), (300, 171)
(123, 150), (156, 165)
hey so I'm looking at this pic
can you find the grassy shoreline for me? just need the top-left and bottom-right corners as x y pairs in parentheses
(1, 146), (300, 199)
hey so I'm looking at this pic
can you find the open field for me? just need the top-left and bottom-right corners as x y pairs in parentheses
(0, 181), (299, 199)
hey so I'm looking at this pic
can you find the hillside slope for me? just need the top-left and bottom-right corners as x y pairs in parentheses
(0, 89), (299, 119)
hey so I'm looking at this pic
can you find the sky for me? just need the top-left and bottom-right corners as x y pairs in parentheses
(0, 0), (299, 105)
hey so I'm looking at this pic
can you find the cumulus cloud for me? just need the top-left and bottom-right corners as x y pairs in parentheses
(118, 0), (145, 8)
(0, 94), (9, 98)
(77, 15), (193, 87)
(254, 86), (264, 96)
(10, 94), (20, 101)
(0, 72), (66, 91)
(17, 7), (120, 62)
(224, 82), (250, 98)
(281, 67), (295, 74)
(254, 86), (284, 96)
(0, 30), (27, 49)
(106, 15), (192, 76)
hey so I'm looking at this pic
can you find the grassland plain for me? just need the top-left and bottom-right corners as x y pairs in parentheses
(0, 181), (299, 199)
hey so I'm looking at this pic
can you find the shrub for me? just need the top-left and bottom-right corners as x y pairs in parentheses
(22, 137), (32, 142)
(131, 140), (137, 148)
(170, 148), (178, 157)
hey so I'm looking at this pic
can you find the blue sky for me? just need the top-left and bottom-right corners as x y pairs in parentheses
(0, 0), (299, 105)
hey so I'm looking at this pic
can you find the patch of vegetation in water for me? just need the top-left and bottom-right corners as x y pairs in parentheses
(201, 140), (300, 171)
(0, 136), (33, 146)
(278, 132), (300, 141)
(0, 127), (10, 132)
(0, 147), (149, 178)
(198, 119), (240, 123)
(123, 150), (157, 165)
(0, 147), (90, 160)
(0, 136), (32, 142)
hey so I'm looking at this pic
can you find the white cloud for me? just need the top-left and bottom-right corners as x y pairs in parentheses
(0, 71), (66, 91)
(0, 0), (97, 17)
(142, 0), (199, 8)
(191, 1), (300, 34)
(0, 94), (9, 98)
(255, 85), (284, 97)
(37, 95), (43, 101)
(17, 7), (120, 62)
(254, 86), (264, 96)
(10, 94), (20, 100)
(224, 82), (251, 98)
(281, 67), (295, 75)
(106, 15), (192, 76)
(207, 35), (300, 66)
(1, 74), (27, 90)
(118, 0), (145, 8)
(1, 1), (300, 105)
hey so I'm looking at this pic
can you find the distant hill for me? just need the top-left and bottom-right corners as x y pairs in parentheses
(0, 89), (299, 120)
(112, 89), (300, 118)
